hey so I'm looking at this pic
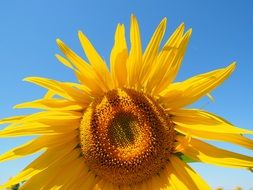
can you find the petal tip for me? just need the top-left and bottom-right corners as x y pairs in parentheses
(161, 17), (167, 24)
(23, 77), (36, 83)
(22, 77), (29, 82)
(54, 53), (60, 58)
(231, 61), (237, 67)
(56, 38), (62, 44)
(13, 105), (19, 109)
(187, 28), (193, 35)
(131, 14), (138, 24)
(227, 61), (237, 72)
(180, 22), (185, 28)
(78, 30), (84, 37)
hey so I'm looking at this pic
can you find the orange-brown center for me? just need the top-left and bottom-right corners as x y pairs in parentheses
(79, 88), (175, 185)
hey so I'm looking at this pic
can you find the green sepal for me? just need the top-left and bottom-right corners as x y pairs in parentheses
(175, 152), (198, 163)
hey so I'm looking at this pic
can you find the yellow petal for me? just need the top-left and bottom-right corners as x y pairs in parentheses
(160, 62), (236, 109)
(1, 112), (81, 138)
(145, 23), (188, 94)
(24, 77), (91, 104)
(165, 164), (189, 189)
(0, 115), (26, 124)
(127, 15), (142, 87)
(14, 98), (84, 111)
(171, 109), (253, 150)
(44, 90), (55, 99)
(0, 133), (77, 163)
(56, 39), (91, 72)
(55, 159), (88, 190)
(139, 18), (167, 89)
(110, 24), (128, 88)
(69, 172), (99, 190)
(154, 29), (191, 94)
(63, 169), (97, 190)
(32, 152), (86, 190)
(0, 121), (78, 137)
(169, 155), (211, 189)
(18, 149), (81, 190)
(5, 111), (81, 130)
(148, 171), (172, 190)
(55, 54), (75, 70)
(177, 136), (253, 168)
(171, 109), (253, 134)
(177, 127), (253, 150)
(74, 71), (105, 96)
(56, 39), (105, 94)
(0, 141), (77, 189)
(65, 81), (92, 95)
(78, 31), (113, 90)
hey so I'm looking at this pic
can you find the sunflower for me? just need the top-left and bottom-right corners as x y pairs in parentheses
(1, 15), (253, 190)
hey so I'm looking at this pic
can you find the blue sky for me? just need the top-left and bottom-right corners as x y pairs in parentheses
(0, 0), (253, 189)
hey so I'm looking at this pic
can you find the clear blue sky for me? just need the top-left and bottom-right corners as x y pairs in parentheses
(0, 0), (253, 189)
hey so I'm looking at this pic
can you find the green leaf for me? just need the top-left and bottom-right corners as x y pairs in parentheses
(175, 152), (198, 163)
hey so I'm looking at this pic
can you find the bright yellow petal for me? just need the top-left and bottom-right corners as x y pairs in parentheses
(70, 172), (99, 190)
(0, 123), (56, 137)
(18, 149), (81, 190)
(171, 109), (253, 150)
(24, 77), (91, 104)
(169, 155), (211, 189)
(145, 23), (187, 94)
(0, 133), (76, 163)
(171, 109), (253, 134)
(55, 54), (75, 70)
(78, 31), (113, 90)
(110, 24), (128, 88)
(159, 62), (236, 109)
(165, 164), (189, 190)
(0, 121), (78, 137)
(0, 115), (26, 124)
(127, 15), (142, 87)
(34, 153), (87, 190)
(65, 81), (92, 95)
(43, 90), (55, 99)
(56, 39), (105, 94)
(0, 141), (77, 189)
(58, 160), (89, 190)
(139, 18), (167, 88)
(177, 136), (253, 168)
(9, 110), (80, 124)
(177, 128), (253, 150)
(14, 98), (84, 111)
(56, 39), (91, 72)
(0, 111), (81, 137)
(153, 29), (192, 95)
(146, 24), (184, 93)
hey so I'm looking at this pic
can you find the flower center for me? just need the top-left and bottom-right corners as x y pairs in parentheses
(79, 88), (175, 185)
(108, 112), (140, 148)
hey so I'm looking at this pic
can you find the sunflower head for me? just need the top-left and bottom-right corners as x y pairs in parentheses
(0, 15), (252, 190)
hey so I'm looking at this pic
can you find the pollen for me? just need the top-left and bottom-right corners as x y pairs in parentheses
(79, 88), (176, 185)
